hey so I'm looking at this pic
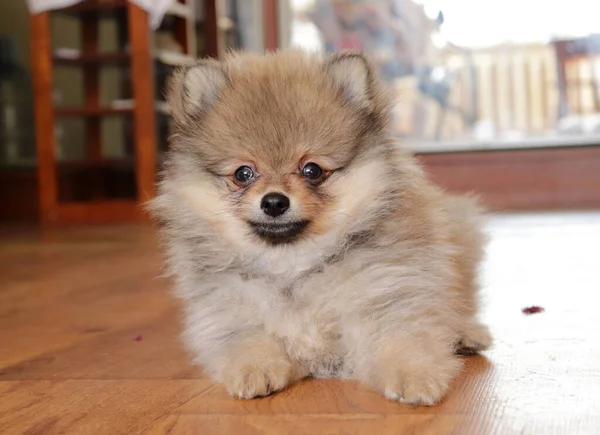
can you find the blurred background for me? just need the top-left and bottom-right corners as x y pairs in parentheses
(1, 0), (599, 224)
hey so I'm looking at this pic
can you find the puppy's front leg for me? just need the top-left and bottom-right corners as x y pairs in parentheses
(354, 311), (462, 406)
(213, 334), (303, 399)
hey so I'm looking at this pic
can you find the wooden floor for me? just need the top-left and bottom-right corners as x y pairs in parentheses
(1, 213), (600, 434)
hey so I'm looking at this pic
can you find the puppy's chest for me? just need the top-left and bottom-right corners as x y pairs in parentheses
(242, 274), (343, 371)
(243, 274), (333, 327)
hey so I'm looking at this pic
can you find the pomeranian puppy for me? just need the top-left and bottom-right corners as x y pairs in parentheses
(150, 50), (492, 406)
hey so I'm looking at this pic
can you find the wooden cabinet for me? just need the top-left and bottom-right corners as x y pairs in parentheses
(29, 0), (196, 223)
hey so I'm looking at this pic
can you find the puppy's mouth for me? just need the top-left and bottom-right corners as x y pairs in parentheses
(248, 220), (309, 245)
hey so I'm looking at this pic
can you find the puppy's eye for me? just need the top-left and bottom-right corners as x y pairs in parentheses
(301, 162), (323, 180)
(234, 166), (255, 183)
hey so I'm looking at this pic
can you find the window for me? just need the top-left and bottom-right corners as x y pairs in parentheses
(281, 0), (600, 152)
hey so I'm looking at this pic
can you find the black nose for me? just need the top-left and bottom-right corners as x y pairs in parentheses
(261, 192), (290, 217)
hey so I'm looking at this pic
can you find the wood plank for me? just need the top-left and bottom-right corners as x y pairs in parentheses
(0, 380), (210, 435)
(0, 237), (159, 315)
(144, 415), (468, 435)
(0, 311), (201, 381)
(0, 268), (169, 367)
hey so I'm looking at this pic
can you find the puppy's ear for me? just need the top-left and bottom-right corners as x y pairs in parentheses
(325, 52), (375, 110)
(167, 59), (227, 125)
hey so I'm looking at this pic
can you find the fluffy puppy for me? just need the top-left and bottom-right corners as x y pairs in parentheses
(150, 49), (492, 405)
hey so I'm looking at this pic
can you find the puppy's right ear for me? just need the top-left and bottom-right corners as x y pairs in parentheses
(167, 59), (227, 125)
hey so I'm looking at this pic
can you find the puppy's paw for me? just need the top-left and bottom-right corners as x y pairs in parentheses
(218, 339), (297, 399)
(378, 354), (462, 406)
(457, 321), (493, 355)
(222, 358), (293, 399)
(383, 378), (446, 406)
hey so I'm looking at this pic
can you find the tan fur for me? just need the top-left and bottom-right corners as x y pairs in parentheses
(149, 49), (492, 405)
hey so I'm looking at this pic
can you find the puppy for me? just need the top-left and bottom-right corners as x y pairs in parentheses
(150, 50), (492, 406)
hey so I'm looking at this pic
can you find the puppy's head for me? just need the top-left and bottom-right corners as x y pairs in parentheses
(157, 50), (393, 253)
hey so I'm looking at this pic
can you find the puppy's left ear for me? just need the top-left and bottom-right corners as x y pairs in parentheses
(325, 52), (376, 110)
